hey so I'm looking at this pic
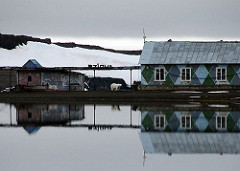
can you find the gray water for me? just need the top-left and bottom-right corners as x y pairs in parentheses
(0, 103), (240, 171)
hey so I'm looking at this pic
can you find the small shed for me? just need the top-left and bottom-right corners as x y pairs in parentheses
(0, 68), (17, 90)
(17, 104), (85, 125)
(17, 59), (85, 91)
(139, 41), (240, 87)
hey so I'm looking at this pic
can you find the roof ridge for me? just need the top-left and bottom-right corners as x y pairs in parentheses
(146, 40), (240, 43)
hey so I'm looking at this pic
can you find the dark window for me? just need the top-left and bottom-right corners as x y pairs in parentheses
(216, 115), (227, 129)
(181, 114), (191, 129)
(28, 112), (32, 119)
(216, 67), (227, 81)
(181, 68), (191, 81)
(154, 115), (165, 129)
(28, 76), (32, 82)
(155, 68), (165, 81)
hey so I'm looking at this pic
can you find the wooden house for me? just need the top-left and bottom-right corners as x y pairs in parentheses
(17, 59), (85, 91)
(0, 68), (17, 91)
(17, 104), (85, 125)
(139, 41), (240, 89)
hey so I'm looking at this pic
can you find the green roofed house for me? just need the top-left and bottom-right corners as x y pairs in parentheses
(139, 41), (240, 89)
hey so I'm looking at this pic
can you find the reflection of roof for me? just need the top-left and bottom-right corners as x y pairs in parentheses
(23, 127), (41, 134)
(139, 132), (240, 155)
(22, 59), (42, 68)
(139, 41), (240, 64)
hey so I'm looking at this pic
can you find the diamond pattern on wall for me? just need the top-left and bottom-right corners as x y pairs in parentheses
(203, 111), (215, 121)
(142, 113), (153, 131)
(141, 64), (240, 86)
(227, 65), (236, 83)
(232, 65), (240, 72)
(230, 75), (240, 84)
(192, 65), (200, 73)
(163, 110), (174, 122)
(162, 75), (174, 85)
(169, 114), (180, 131)
(191, 75), (201, 84)
(203, 74), (215, 85)
(195, 65), (209, 84)
(208, 65), (217, 80)
(164, 64), (173, 72)
(141, 111), (240, 132)
(227, 115), (235, 131)
(195, 113), (209, 131)
(204, 64), (213, 72)
(141, 66), (153, 83)
(168, 65), (180, 83)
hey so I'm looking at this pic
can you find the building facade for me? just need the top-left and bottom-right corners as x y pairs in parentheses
(139, 41), (240, 87)
(17, 104), (85, 125)
(139, 107), (240, 154)
(17, 59), (85, 91)
(141, 110), (239, 132)
(0, 69), (17, 90)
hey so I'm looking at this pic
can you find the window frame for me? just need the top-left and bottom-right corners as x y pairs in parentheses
(154, 114), (166, 129)
(216, 113), (227, 130)
(180, 114), (191, 129)
(181, 67), (191, 82)
(216, 67), (227, 81)
(154, 67), (166, 81)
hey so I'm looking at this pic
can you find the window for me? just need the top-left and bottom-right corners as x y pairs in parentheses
(181, 67), (191, 81)
(154, 68), (165, 81)
(154, 115), (165, 129)
(28, 75), (32, 82)
(216, 113), (227, 129)
(216, 67), (227, 81)
(28, 112), (32, 119)
(181, 114), (191, 129)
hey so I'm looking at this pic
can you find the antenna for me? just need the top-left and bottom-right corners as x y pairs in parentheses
(143, 28), (146, 43)
(143, 150), (146, 167)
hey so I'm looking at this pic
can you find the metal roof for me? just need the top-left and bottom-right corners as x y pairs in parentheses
(22, 59), (42, 68)
(140, 132), (240, 154)
(139, 41), (240, 64)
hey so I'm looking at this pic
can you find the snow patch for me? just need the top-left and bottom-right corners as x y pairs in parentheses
(0, 42), (141, 84)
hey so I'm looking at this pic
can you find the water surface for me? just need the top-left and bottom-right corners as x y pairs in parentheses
(0, 103), (240, 171)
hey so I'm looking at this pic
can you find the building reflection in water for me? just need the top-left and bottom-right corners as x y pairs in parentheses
(139, 105), (240, 155)
(16, 104), (85, 134)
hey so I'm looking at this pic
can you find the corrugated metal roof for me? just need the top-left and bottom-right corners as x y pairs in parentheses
(139, 132), (240, 154)
(139, 41), (240, 64)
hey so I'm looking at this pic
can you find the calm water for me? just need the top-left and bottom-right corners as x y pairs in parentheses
(0, 103), (240, 171)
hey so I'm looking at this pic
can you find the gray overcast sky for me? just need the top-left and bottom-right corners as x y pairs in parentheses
(1, 0), (240, 49)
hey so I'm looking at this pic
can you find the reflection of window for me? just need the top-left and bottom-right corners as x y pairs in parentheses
(181, 68), (191, 81)
(28, 75), (32, 82)
(154, 68), (165, 81)
(216, 67), (227, 81)
(154, 115), (165, 129)
(181, 114), (191, 129)
(28, 112), (32, 119)
(216, 114), (227, 129)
